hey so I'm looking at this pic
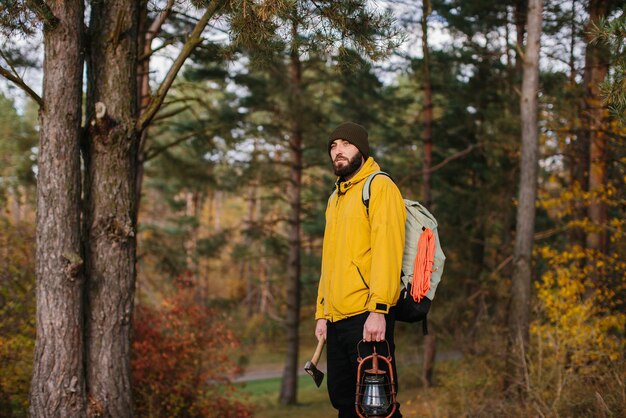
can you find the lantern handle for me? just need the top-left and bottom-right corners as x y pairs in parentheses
(356, 339), (392, 362)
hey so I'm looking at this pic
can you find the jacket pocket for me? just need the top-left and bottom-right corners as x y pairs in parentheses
(352, 261), (369, 290)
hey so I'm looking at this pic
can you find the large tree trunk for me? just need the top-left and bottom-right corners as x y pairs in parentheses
(84, 1), (140, 415)
(279, 17), (303, 406)
(584, 0), (610, 257)
(507, 0), (542, 394)
(29, 2), (87, 416)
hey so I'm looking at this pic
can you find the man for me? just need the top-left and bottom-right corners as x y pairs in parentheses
(315, 121), (405, 417)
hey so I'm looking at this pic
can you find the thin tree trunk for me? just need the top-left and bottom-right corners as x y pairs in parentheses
(135, 0), (150, 219)
(29, 1), (86, 416)
(568, 0), (577, 85)
(421, 334), (437, 387)
(507, 0), (542, 395)
(584, 0), (610, 257)
(135, 0), (175, 217)
(242, 139), (261, 312)
(8, 187), (17, 223)
(184, 191), (199, 272)
(214, 190), (222, 230)
(420, 0), (437, 387)
(505, 7), (511, 69)
(420, 0), (433, 209)
(259, 257), (271, 314)
(515, 0), (528, 80)
(243, 178), (259, 315)
(568, 0), (588, 250)
(467, 226), (486, 345)
(279, 16), (303, 406)
(84, 1), (140, 415)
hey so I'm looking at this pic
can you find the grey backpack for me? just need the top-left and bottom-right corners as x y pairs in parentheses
(362, 171), (446, 329)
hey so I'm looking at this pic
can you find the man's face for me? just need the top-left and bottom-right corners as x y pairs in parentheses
(330, 139), (364, 178)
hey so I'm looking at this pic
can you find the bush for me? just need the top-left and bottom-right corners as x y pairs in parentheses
(529, 245), (626, 417)
(132, 276), (252, 417)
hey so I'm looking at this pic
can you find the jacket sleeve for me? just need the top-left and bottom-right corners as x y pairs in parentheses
(315, 192), (334, 320)
(367, 176), (405, 314)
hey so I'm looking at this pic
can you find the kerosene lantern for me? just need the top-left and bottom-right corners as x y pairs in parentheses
(355, 340), (397, 418)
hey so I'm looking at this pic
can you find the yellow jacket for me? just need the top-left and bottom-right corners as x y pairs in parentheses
(315, 157), (406, 322)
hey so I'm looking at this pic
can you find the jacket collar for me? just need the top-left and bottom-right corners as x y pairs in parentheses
(335, 157), (381, 195)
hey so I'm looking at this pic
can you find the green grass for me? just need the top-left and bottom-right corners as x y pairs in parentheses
(236, 374), (336, 418)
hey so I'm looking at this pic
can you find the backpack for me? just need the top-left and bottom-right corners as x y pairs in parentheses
(362, 172), (446, 332)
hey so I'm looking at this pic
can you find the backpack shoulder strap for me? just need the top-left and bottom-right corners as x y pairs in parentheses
(362, 171), (392, 214)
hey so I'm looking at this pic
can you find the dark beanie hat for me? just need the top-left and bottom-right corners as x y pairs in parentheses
(328, 122), (369, 160)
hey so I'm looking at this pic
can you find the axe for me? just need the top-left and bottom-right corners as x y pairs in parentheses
(304, 338), (325, 387)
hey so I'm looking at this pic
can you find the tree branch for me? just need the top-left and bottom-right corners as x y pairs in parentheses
(148, 0), (175, 42)
(26, 0), (59, 30)
(428, 143), (481, 173)
(397, 143), (482, 187)
(140, 0), (176, 62)
(139, 38), (176, 61)
(152, 105), (191, 123)
(0, 65), (43, 107)
(136, 0), (227, 133)
(144, 127), (211, 161)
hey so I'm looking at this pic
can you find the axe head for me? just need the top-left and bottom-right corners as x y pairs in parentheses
(304, 360), (324, 387)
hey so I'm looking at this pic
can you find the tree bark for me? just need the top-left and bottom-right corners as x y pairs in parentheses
(584, 0), (610, 257)
(507, 0), (542, 394)
(279, 16), (303, 406)
(84, 1), (140, 416)
(29, 1), (86, 416)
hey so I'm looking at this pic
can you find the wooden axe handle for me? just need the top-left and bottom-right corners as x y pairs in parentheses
(311, 338), (325, 365)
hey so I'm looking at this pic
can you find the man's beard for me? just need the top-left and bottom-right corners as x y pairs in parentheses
(333, 152), (363, 177)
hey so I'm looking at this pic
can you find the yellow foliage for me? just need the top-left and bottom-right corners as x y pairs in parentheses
(529, 243), (626, 413)
(538, 180), (624, 221)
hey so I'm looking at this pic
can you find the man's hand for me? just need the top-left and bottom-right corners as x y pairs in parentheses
(363, 312), (386, 342)
(315, 319), (327, 342)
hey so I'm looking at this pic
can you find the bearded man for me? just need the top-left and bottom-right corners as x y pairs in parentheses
(315, 122), (405, 417)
